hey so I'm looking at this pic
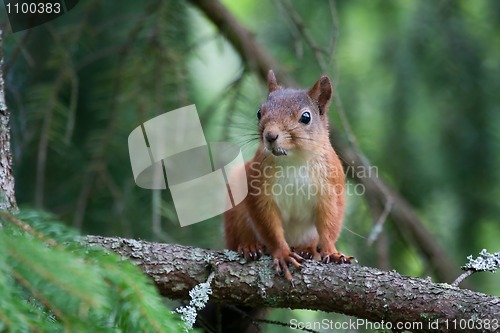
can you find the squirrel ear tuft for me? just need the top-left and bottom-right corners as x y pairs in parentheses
(268, 70), (279, 93)
(308, 75), (333, 115)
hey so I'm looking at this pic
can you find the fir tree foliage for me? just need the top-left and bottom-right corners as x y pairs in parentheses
(0, 209), (188, 333)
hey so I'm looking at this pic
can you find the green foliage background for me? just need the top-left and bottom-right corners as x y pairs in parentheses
(1, 0), (499, 332)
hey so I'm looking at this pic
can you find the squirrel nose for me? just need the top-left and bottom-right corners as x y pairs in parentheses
(265, 132), (279, 144)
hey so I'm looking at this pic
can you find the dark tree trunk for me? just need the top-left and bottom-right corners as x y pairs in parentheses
(0, 29), (18, 213)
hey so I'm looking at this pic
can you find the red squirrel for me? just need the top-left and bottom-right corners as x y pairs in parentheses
(224, 70), (353, 285)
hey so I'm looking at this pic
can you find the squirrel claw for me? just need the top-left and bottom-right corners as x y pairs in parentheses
(322, 252), (355, 264)
(290, 252), (304, 264)
(237, 243), (265, 261)
(291, 246), (315, 260)
(274, 257), (294, 283)
(273, 251), (303, 286)
(299, 251), (312, 259)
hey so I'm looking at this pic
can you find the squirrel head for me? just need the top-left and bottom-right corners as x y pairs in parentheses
(257, 70), (333, 158)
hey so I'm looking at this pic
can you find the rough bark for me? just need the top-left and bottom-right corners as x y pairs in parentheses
(86, 236), (500, 333)
(0, 29), (18, 213)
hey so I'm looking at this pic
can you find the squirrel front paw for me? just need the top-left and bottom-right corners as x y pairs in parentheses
(321, 251), (355, 264)
(237, 243), (265, 261)
(291, 245), (321, 260)
(273, 249), (304, 286)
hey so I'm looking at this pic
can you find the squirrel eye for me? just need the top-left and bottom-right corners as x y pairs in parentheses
(299, 111), (311, 124)
(257, 108), (262, 120)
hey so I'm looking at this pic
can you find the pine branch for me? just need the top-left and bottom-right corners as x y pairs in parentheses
(86, 236), (500, 333)
(0, 211), (184, 333)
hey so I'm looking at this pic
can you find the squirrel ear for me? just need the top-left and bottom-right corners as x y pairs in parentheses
(268, 70), (279, 93)
(308, 76), (333, 115)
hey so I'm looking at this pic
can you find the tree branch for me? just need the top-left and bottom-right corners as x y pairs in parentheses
(86, 236), (500, 333)
(187, 0), (460, 283)
(187, 0), (283, 83)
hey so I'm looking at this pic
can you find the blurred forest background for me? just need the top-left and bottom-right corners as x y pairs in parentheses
(1, 0), (499, 331)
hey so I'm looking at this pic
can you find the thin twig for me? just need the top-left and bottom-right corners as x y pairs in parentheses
(327, 0), (340, 66)
(35, 71), (65, 209)
(279, 0), (328, 71)
(451, 270), (475, 287)
(367, 196), (394, 245)
(64, 67), (79, 143)
(271, 0), (303, 59)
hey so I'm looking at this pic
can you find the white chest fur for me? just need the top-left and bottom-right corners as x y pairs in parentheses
(271, 158), (324, 247)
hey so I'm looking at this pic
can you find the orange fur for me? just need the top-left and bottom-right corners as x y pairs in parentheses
(224, 70), (352, 283)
